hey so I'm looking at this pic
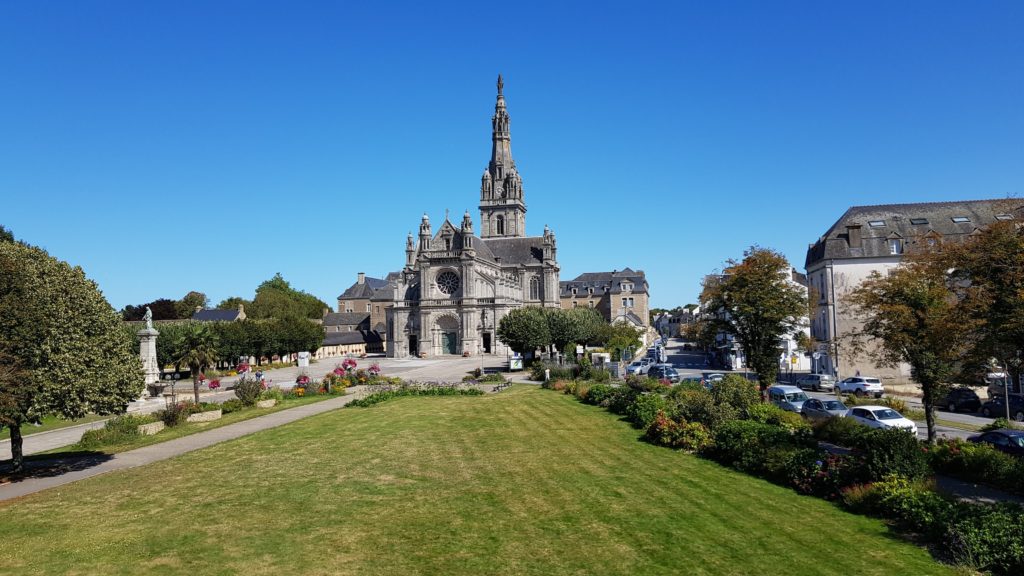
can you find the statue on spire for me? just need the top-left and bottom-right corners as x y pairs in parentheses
(497, 74), (503, 96)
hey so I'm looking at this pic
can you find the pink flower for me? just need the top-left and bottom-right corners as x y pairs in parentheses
(209, 379), (221, 390)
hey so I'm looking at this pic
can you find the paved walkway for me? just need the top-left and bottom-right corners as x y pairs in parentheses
(0, 390), (365, 503)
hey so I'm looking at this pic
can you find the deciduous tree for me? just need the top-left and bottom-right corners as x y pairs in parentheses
(497, 307), (550, 357)
(846, 259), (977, 442)
(0, 242), (143, 472)
(700, 247), (807, 392)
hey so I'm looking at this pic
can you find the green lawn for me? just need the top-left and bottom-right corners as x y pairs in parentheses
(0, 386), (952, 575)
(0, 414), (108, 441)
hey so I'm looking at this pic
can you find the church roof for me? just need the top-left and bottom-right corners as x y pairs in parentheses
(337, 276), (389, 300)
(479, 237), (546, 266)
(323, 312), (370, 327)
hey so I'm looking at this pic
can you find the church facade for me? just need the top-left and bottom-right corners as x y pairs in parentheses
(386, 77), (561, 358)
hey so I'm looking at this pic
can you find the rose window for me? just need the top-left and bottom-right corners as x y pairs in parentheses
(436, 271), (460, 295)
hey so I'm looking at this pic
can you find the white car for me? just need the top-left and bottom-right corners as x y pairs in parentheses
(626, 358), (654, 375)
(845, 406), (918, 437)
(836, 376), (884, 398)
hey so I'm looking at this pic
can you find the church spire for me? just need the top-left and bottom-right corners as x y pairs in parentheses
(480, 74), (526, 238)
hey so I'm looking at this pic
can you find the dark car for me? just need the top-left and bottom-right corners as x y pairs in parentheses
(968, 429), (1024, 457)
(944, 388), (982, 413)
(980, 394), (1024, 422)
(647, 364), (680, 383)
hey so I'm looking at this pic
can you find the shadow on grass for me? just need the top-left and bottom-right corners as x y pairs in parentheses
(0, 451), (113, 484)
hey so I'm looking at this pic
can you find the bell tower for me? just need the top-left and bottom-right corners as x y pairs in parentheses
(479, 74), (526, 238)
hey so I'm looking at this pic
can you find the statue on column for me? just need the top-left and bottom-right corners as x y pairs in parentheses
(143, 306), (154, 330)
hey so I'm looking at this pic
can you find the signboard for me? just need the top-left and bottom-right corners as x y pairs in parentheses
(790, 355), (798, 365)
(297, 351), (310, 368)
(812, 352), (821, 360)
(509, 355), (523, 371)
(576, 345), (584, 355)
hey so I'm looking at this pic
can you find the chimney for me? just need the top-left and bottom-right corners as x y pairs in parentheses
(323, 307), (329, 317)
(846, 224), (862, 248)
(195, 305), (203, 313)
(238, 303), (245, 313)
(357, 272), (365, 284)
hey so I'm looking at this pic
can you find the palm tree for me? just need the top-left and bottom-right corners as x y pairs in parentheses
(174, 322), (219, 404)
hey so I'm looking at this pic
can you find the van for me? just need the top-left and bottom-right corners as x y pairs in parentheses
(767, 385), (810, 413)
(794, 373), (834, 392)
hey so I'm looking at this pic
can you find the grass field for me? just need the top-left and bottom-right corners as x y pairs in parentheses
(0, 386), (952, 575)
(0, 414), (108, 441)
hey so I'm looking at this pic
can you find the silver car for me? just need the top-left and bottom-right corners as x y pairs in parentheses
(794, 374), (835, 392)
(801, 398), (848, 420)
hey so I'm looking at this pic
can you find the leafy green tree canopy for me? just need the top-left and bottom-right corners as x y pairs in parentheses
(701, 247), (807, 391)
(0, 242), (143, 472)
(0, 225), (14, 244)
(248, 273), (328, 319)
(497, 307), (551, 356)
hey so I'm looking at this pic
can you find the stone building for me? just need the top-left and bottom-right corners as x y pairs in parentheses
(559, 268), (650, 329)
(387, 76), (561, 358)
(805, 199), (1022, 382)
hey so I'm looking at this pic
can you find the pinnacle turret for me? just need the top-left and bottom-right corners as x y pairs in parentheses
(480, 75), (527, 238)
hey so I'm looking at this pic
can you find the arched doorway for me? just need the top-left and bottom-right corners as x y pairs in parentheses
(435, 315), (460, 355)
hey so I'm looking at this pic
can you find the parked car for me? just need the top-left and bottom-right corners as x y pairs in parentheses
(767, 385), (809, 413)
(647, 364), (680, 383)
(968, 429), (1024, 457)
(801, 398), (848, 420)
(704, 373), (725, 383)
(626, 358), (654, 375)
(943, 387), (982, 413)
(794, 373), (834, 392)
(980, 394), (1024, 421)
(845, 406), (918, 437)
(837, 376), (885, 398)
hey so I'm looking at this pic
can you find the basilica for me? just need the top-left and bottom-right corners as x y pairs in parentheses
(386, 76), (561, 358)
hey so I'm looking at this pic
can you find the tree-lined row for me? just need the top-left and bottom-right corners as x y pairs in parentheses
(496, 307), (643, 358)
(121, 273), (328, 321)
(128, 318), (325, 373)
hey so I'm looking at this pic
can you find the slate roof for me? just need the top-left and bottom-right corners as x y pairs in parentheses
(479, 237), (546, 266)
(191, 309), (242, 322)
(323, 312), (370, 327)
(805, 199), (1024, 268)
(323, 331), (383, 346)
(559, 268), (649, 297)
(337, 276), (389, 300)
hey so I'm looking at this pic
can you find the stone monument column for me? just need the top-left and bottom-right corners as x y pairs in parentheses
(138, 327), (160, 397)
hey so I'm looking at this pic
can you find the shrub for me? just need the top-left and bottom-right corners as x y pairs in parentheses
(746, 403), (811, 433)
(583, 384), (615, 406)
(858, 427), (930, 482)
(477, 372), (507, 384)
(981, 417), (1022, 433)
(531, 362), (575, 382)
(606, 387), (640, 416)
(667, 387), (736, 430)
(589, 368), (611, 383)
(870, 475), (958, 537)
(710, 375), (760, 416)
(234, 375), (264, 406)
(78, 414), (156, 449)
(219, 399), (245, 414)
(784, 449), (862, 498)
(156, 402), (190, 427)
(644, 411), (712, 451)
(626, 393), (667, 429)
(839, 483), (879, 513)
(706, 420), (814, 475)
(261, 386), (285, 402)
(813, 415), (870, 447)
(946, 504), (1024, 574)
(929, 439), (1022, 495)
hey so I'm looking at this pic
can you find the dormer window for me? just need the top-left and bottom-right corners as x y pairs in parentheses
(889, 239), (903, 255)
(571, 287), (577, 296)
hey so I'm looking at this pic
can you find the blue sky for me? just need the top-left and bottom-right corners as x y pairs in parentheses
(1, 1), (1022, 311)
